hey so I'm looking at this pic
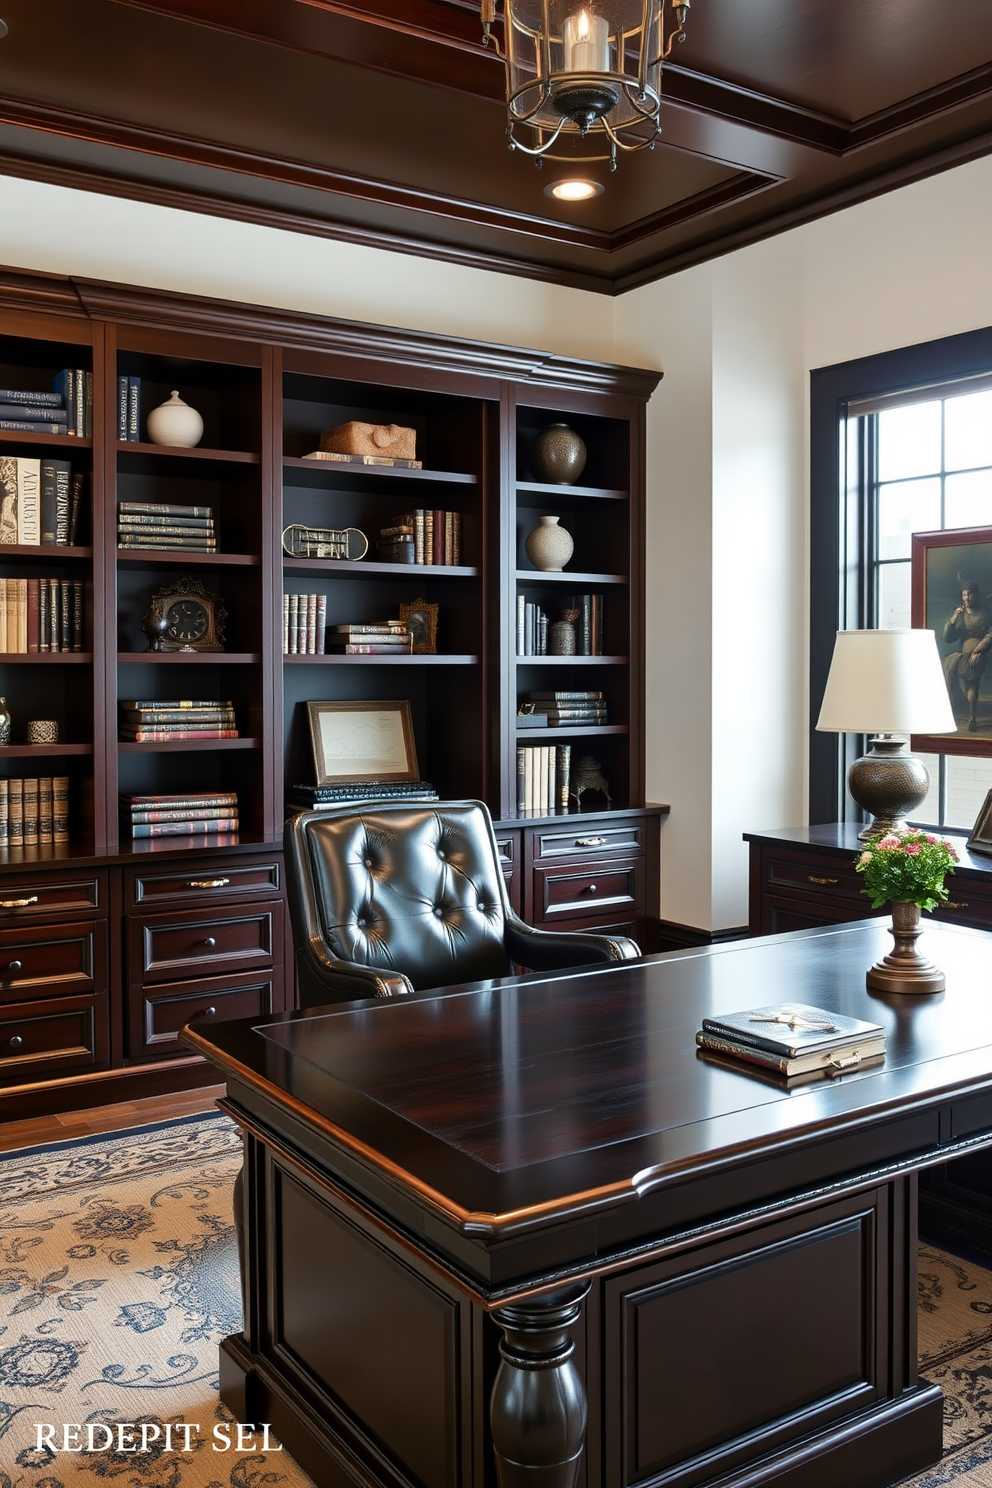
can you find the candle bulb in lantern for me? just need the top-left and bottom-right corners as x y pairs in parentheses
(562, 8), (610, 72)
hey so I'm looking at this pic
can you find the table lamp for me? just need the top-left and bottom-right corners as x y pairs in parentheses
(816, 629), (956, 839)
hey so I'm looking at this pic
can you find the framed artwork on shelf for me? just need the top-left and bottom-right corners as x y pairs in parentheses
(306, 699), (419, 784)
(911, 526), (992, 756)
(967, 788), (992, 857)
(398, 598), (438, 655)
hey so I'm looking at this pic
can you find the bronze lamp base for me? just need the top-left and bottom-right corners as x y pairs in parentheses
(866, 900), (945, 995)
(849, 736), (931, 842)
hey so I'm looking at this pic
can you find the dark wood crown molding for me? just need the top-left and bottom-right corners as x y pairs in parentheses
(66, 275), (663, 398)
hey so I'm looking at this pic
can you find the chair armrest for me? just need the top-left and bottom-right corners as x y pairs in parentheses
(295, 939), (413, 1007)
(504, 917), (640, 971)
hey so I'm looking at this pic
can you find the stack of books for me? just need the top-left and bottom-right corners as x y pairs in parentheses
(516, 743), (571, 815)
(0, 579), (84, 653)
(517, 600), (550, 656)
(302, 449), (422, 469)
(0, 458), (85, 546)
(122, 791), (239, 838)
(524, 690), (607, 725)
(375, 511), (462, 566)
(283, 594), (328, 654)
(288, 781), (439, 811)
(119, 699), (238, 742)
(0, 385), (68, 435)
(0, 777), (70, 847)
(695, 1003), (886, 1080)
(376, 518), (416, 564)
(116, 376), (141, 441)
(326, 622), (412, 655)
(117, 502), (216, 552)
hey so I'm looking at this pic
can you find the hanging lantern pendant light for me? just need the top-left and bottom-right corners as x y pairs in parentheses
(481, 0), (690, 165)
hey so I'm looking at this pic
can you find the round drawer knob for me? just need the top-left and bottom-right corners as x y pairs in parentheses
(202, 937), (217, 949)
(203, 1006), (217, 1018)
(8, 1035), (23, 1050)
(8, 960), (22, 974)
(587, 884), (597, 894)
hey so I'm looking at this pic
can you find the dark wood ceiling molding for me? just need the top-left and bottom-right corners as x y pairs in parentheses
(0, 150), (611, 295)
(609, 169), (777, 250)
(662, 65), (847, 155)
(69, 275), (662, 396)
(0, 95), (617, 252)
(847, 60), (992, 151)
(615, 124), (992, 294)
(0, 266), (88, 320)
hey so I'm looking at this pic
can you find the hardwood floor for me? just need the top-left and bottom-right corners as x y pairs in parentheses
(0, 1085), (227, 1153)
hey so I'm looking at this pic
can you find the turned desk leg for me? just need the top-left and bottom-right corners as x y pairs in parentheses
(490, 1283), (590, 1488)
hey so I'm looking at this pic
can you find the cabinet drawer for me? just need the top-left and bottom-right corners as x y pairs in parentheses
(930, 877), (992, 931)
(134, 902), (282, 984)
(762, 849), (863, 905)
(0, 874), (105, 919)
(0, 920), (106, 998)
(534, 859), (640, 923)
(0, 992), (109, 1081)
(531, 822), (643, 862)
(129, 859), (281, 908)
(130, 969), (279, 1060)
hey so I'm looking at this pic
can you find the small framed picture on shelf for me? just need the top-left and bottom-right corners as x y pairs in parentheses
(912, 525), (992, 755)
(306, 699), (419, 784)
(967, 789), (992, 857)
(398, 598), (438, 655)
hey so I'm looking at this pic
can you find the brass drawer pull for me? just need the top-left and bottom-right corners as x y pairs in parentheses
(807, 875), (839, 885)
(575, 837), (606, 847)
(188, 878), (230, 890)
(0, 896), (38, 908)
(944, 900), (970, 910)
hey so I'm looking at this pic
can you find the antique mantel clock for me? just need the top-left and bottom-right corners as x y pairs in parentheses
(143, 577), (226, 652)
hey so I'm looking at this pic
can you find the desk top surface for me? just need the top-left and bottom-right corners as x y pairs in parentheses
(184, 919), (992, 1234)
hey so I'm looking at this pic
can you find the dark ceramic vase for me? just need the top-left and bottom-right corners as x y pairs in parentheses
(530, 423), (587, 485)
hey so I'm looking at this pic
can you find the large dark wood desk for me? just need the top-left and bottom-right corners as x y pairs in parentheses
(183, 919), (992, 1488)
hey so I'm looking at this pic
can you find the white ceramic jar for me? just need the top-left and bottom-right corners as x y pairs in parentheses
(525, 515), (574, 572)
(145, 390), (204, 448)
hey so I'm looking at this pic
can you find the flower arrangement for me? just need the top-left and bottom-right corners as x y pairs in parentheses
(855, 830), (960, 912)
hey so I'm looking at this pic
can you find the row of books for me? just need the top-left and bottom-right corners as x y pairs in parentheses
(0, 372), (87, 436)
(121, 790), (239, 838)
(516, 594), (604, 656)
(695, 1003), (885, 1081)
(0, 776), (70, 846)
(288, 781), (438, 810)
(329, 621), (413, 656)
(519, 689), (607, 726)
(119, 699), (237, 742)
(0, 458), (85, 546)
(516, 743), (572, 816)
(117, 500), (216, 552)
(302, 449), (422, 470)
(0, 579), (84, 653)
(283, 594), (328, 654)
(376, 511), (462, 566)
(116, 377), (142, 442)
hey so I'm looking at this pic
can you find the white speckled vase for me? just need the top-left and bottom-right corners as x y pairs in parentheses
(525, 515), (574, 573)
(146, 390), (204, 448)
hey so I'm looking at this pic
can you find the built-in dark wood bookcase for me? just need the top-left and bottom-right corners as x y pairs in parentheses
(0, 269), (662, 1117)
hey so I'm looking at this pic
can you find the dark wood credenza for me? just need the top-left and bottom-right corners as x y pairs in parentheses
(746, 823), (992, 1258)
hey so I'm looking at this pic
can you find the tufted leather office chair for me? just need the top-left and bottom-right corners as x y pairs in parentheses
(285, 800), (641, 1006)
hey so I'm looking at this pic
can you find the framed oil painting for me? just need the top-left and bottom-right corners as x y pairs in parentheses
(398, 598), (438, 655)
(911, 525), (992, 756)
(306, 699), (419, 784)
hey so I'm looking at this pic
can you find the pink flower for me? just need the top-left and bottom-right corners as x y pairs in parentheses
(944, 841), (960, 861)
(877, 835), (901, 850)
(904, 843), (921, 855)
(926, 834), (938, 844)
(857, 850), (873, 866)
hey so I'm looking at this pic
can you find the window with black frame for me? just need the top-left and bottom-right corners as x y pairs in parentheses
(809, 330), (992, 833)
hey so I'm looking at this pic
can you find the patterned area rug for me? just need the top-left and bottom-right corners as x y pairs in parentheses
(0, 1112), (313, 1488)
(2, 1116), (992, 1488)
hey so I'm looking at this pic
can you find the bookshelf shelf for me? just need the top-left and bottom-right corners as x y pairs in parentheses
(515, 725), (629, 739)
(283, 557), (478, 578)
(0, 545), (92, 560)
(283, 456), (477, 489)
(116, 652), (261, 664)
(117, 551), (261, 568)
(517, 480), (628, 501)
(516, 570), (628, 586)
(284, 653), (479, 665)
(0, 743), (93, 757)
(515, 655), (628, 666)
(0, 432), (92, 450)
(117, 442), (260, 465)
(0, 652), (92, 664)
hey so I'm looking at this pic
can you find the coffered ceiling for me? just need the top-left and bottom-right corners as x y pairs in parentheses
(0, 0), (989, 293)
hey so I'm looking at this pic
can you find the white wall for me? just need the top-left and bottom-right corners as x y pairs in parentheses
(616, 152), (992, 931)
(0, 174), (617, 364)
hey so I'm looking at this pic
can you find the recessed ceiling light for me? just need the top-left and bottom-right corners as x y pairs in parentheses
(545, 179), (604, 203)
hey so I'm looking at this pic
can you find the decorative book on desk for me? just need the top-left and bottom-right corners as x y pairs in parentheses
(696, 1003), (885, 1077)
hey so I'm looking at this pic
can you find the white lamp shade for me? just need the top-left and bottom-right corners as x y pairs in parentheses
(816, 629), (956, 735)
